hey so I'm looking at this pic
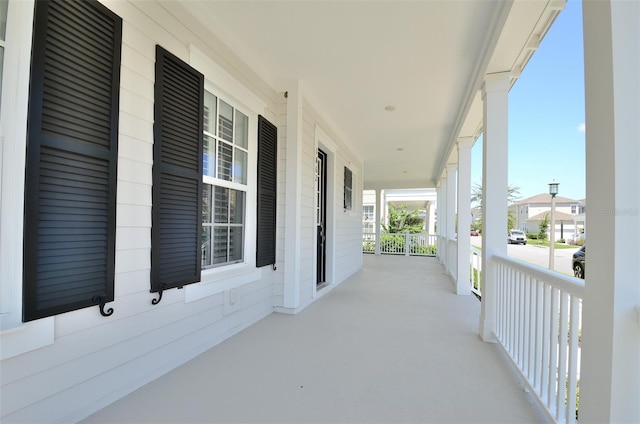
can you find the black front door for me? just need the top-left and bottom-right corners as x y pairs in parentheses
(316, 149), (327, 286)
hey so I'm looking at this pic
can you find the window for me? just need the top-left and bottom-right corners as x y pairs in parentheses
(362, 205), (375, 234)
(571, 205), (577, 214)
(201, 90), (249, 268)
(363, 205), (374, 221)
(23, 0), (122, 321)
(344, 167), (353, 210)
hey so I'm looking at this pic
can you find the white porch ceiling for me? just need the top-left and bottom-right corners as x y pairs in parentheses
(167, 0), (563, 190)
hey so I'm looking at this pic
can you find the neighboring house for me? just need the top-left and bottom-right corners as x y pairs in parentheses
(508, 193), (586, 241)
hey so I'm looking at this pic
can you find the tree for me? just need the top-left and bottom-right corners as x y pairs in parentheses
(471, 182), (521, 208)
(507, 210), (516, 234)
(471, 183), (521, 233)
(538, 213), (549, 240)
(383, 204), (424, 234)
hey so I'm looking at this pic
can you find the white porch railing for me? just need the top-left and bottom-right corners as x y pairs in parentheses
(362, 232), (376, 253)
(470, 245), (482, 297)
(494, 255), (583, 424)
(361, 233), (437, 256)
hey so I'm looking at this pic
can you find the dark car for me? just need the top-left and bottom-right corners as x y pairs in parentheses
(572, 245), (585, 279)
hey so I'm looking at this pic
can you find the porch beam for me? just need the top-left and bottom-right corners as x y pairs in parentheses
(479, 71), (511, 342)
(580, 1), (640, 422)
(456, 138), (474, 295)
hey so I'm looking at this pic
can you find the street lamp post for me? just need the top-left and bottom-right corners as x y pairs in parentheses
(548, 182), (559, 270)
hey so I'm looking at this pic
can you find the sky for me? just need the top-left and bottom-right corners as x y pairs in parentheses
(471, 0), (586, 202)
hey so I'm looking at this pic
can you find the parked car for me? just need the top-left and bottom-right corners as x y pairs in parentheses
(508, 230), (527, 245)
(572, 245), (585, 279)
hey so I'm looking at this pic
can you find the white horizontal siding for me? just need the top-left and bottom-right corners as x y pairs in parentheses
(1, 0), (279, 422)
(1, 0), (366, 421)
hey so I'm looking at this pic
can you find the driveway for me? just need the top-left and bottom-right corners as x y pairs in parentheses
(471, 236), (580, 276)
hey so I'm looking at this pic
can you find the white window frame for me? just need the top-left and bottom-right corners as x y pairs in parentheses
(202, 90), (250, 269)
(185, 45), (265, 302)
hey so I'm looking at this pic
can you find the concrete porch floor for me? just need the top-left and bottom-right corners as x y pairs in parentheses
(83, 254), (547, 423)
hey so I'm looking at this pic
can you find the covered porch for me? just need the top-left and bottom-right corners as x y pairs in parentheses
(84, 254), (544, 423)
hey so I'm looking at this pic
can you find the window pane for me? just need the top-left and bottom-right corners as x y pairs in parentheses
(214, 186), (229, 223)
(229, 227), (243, 262)
(229, 189), (244, 224)
(217, 141), (232, 181)
(203, 135), (216, 178)
(235, 110), (248, 149)
(213, 227), (228, 264)
(218, 100), (233, 142)
(203, 91), (217, 135)
(202, 184), (212, 223)
(201, 226), (211, 267)
(233, 148), (247, 184)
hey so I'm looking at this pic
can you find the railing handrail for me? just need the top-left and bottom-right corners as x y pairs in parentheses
(494, 254), (585, 298)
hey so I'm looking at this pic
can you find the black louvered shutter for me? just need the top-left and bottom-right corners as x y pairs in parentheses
(23, 0), (122, 321)
(344, 167), (353, 210)
(151, 46), (203, 294)
(256, 116), (277, 268)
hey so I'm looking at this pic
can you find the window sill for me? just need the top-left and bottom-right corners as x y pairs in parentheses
(0, 316), (54, 360)
(185, 264), (262, 303)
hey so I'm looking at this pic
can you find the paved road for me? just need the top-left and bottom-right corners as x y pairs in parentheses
(470, 236), (580, 277)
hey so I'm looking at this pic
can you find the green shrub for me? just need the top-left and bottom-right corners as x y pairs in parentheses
(576, 238), (585, 246)
(411, 244), (437, 255)
(380, 234), (406, 253)
(558, 238), (566, 244)
(362, 241), (375, 253)
(527, 233), (538, 240)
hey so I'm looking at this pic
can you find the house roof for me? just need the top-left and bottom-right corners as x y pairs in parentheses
(510, 193), (580, 206)
(528, 210), (576, 222)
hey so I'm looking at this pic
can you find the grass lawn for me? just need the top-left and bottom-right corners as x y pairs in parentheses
(526, 239), (578, 249)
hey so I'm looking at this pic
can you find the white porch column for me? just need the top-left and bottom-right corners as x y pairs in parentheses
(375, 189), (383, 255)
(479, 72), (510, 342)
(427, 201), (436, 234)
(445, 164), (457, 276)
(283, 81), (303, 309)
(580, 2), (640, 422)
(437, 178), (446, 265)
(456, 138), (473, 295)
